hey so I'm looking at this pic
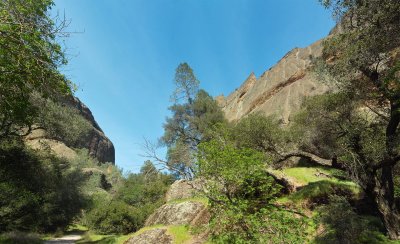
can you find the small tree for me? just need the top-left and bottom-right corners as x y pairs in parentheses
(145, 63), (224, 179)
(171, 63), (199, 104)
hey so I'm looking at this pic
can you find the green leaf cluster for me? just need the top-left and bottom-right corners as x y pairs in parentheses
(161, 63), (225, 179)
(0, 0), (73, 138)
(0, 138), (86, 233)
(197, 138), (308, 243)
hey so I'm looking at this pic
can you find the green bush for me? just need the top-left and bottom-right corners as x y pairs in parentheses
(0, 139), (86, 233)
(315, 196), (389, 243)
(0, 232), (42, 244)
(197, 138), (309, 243)
(84, 197), (144, 234)
(114, 161), (174, 230)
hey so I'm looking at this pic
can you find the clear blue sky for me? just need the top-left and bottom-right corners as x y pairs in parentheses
(53, 0), (335, 173)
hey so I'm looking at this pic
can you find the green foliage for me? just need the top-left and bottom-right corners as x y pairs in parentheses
(116, 161), (174, 223)
(0, 0), (73, 138)
(0, 138), (86, 233)
(100, 174), (112, 191)
(34, 95), (92, 146)
(320, 0), (400, 83)
(191, 90), (226, 140)
(70, 149), (123, 196)
(197, 138), (308, 243)
(172, 62), (199, 104)
(84, 197), (143, 235)
(167, 225), (191, 244)
(284, 180), (359, 206)
(296, 92), (387, 185)
(0, 232), (42, 244)
(315, 196), (389, 244)
(232, 113), (296, 161)
(82, 161), (173, 235)
(83, 162), (173, 236)
(161, 63), (225, 179)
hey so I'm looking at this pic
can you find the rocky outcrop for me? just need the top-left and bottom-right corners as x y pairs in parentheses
(165, 179), (202, 202)
(145, 201), (209, 226)
(24, 96), (115, 164)
(65, 96), (115, 163)
(126, 180), (210, 244)
(219, 39), (331, 123)
(125, 228), (172, 244)
(79, 128), (115, 163)
(146, 180), (209, 227)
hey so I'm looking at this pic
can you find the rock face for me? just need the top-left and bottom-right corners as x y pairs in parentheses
(24, 127), (78, 161)
(25, 96), (115, 164)
(127, 180), (210, 244)
(79, 128), (115, 163)
(125, 228), (172, 244)
(145, 201), (208, 226)
(65, 96), (115, 163)
(219, 39), (331, 123)
(165, 180), (201, 202)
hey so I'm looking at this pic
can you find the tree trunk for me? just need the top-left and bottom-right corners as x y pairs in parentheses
(371, 169), (400, 240)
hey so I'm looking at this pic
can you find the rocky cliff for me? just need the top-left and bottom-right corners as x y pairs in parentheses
(218, 39), (331, 123)
(25, 96), (115, 164)
(65, 96), (115, 163)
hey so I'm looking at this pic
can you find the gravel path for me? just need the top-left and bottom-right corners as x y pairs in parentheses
(44, 234), (82, 244)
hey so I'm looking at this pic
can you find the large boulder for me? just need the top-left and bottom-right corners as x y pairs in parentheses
(165, 179), (202, 202)
(145, 201), (208, 226)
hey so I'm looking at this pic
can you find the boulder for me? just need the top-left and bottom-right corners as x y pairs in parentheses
(165, 180), (202, 202)
(145, 201), (208, 226)
(125, 228), (172, 244)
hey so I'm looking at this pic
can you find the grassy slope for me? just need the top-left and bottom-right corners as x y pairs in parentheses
(274, 166), (360, 205)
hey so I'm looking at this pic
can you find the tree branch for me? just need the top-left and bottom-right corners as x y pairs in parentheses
(276, 150), (335, 168)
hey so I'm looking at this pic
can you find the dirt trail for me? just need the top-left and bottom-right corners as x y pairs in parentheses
(44, 234), (82, 244)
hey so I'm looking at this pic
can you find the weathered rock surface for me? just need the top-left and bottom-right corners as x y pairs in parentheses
(64, 96), (115, 163)
(145, 201), (208, 226)
(125, 228), (172, 244)
(219, 39), (331, 123)
(165, 179), (202, 202)
(78, 127), (115, 163)
(24, 96), (115, 163)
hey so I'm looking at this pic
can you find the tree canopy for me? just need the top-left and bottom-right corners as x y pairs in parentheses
(0, 0), (73, 138)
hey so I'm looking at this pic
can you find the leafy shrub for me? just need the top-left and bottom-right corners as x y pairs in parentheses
(0, 232), (42, 244)
(115, 161), (174, 228)
(315, 196), (389, 243)
(84, 197), (144, 234)
(197, 138), (309, 243)
(0, 139), (86, 233)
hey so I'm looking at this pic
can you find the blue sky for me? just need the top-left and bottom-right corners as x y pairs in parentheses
(53, 0), (335, 173)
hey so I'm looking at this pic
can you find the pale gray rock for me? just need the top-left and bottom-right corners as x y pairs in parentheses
(145, 201), (207, 226)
